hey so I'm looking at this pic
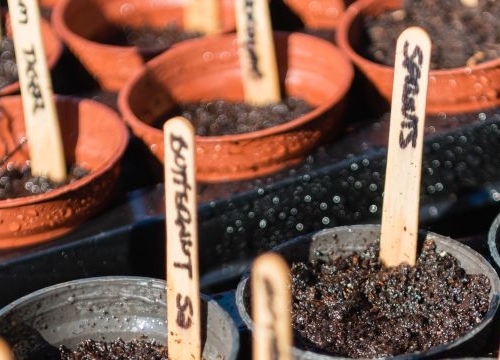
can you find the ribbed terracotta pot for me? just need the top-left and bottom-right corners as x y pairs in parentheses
(236, 225), (500, 359)
(118, 31), (354, 183)
(336, 0), (500, 114)
(0, 13), (63, 96)
(51, 0), (236, 92)
(0, 95), (128, 249)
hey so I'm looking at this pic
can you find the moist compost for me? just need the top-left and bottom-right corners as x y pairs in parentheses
(0, 37), (18, 90)
(290, 239), (491, 358)
(59, 337), (168, 360)
(0, 163), (89, 200)
(95, 22), (203, 49)
(364, 0), (500, 69)
(156, 97), (314, 136)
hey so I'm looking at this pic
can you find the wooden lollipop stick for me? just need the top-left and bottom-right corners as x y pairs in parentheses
(236, 0), (281, 105)
(7, 0), (66, 182)
(251, 252), (292, 360)
(164, 116), (201, 360)
(0, 337), (13, 360)
(184, 0), (221, 34)
(461, 0), (478, 7)
(379, 27), (431, 267)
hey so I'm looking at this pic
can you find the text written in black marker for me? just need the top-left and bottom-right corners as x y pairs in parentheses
(244, 0), (262, 78)
(264, 277), (279, 357)
(400, 40), (423, 149)
(23, 45), (45, 114)
(169, 133), (194, 329)
(16, 0), (28, 24)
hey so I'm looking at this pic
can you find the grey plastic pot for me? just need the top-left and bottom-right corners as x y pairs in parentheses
(488, 213), (500, 273)
(0, 276), (239, 359)
(236, 224), (500, 359)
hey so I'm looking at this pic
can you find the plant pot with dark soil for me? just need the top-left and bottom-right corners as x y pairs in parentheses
(0, 11), (63, 96)
(236, 224), (500, 359)
(0, 276), (239, 359)
(51, 0), (236, 92)
(336, 0), (500, 115)
(118, 31), (354, 183)
(0, 94), (128, 249)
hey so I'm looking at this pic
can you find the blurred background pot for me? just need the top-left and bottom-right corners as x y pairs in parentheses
(0, 12), (63, 96)
(0, 95), (128, 248)
(488, 212), (500, 273)
(51, 0), (236, 92)
(236, 224), (500, 359)
(0, 276), (239, 359)
(118, 31), (354, 183)
(336, 0), (500, 115)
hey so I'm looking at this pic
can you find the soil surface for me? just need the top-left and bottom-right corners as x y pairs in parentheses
(96, 23), (202, 49)
(0, 163), (89, 200)
(59, 337), (168, 359)
(290, 239), (491, 358)
(157, 97), (314, 136)
(0, 37), (18, 89)
(364, 0), (500, 69)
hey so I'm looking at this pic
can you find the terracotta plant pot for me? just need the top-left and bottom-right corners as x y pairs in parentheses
(0, 13), (63, 96)
(118, 31), (354, 182)
(336, 0), (500, 114)
(0, 95), (128, 249)
(283, 0), (347, 31)
(0, 276), (239, 359)
(236, 224), (500, 359)
(51, 0), (236, 92)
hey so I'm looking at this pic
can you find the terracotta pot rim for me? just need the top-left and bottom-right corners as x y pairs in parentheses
(0, 12), (63, 96)
(0, 95), (129, 209)
(118, 31), (354, 143)
(336, 0), (500, 76)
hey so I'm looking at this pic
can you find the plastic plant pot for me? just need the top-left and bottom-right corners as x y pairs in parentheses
(51, 0), (236, 92)
(0, 95), (128, 248)
(336, 0), (500, 114)
(488, 212), (500, 273)
(118, 31), (354, 183)
(0, 276), (239, 359)
(236, 224), (500, 359)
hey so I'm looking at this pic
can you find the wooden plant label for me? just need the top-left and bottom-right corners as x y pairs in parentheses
(0, 337), (13, 360)
(164, 117), (201, 360)
(7, 0), (66, 182)
(461, 0), (478, 7)
(251, 252), (292, 360)
(379, 27), (431, 267)
(236, 0), (281, 105)
(184, 0), (220, 34)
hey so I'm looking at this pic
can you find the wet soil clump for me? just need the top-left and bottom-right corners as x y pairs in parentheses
(290, 239), (491, 358)
(59, 337), (167, 359)
(156, 97), (314, 136)
(0, 163), (89, 200)
(364, 0), (500, 69)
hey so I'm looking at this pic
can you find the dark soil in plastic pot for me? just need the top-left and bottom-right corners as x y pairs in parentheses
(290, 239), (490, 358)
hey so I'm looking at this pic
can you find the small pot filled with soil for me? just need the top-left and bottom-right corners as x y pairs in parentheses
(0, 276), (239, 360)
(236, 224), (500, 359)
(336, 0), (500, 114)
(0, 94), (128, 248)
(118, 31), (353, 182)
(0, 11), (63, 96)
(51, 0), (236, 92)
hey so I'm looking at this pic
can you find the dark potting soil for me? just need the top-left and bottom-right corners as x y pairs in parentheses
(290, 239), (491, 358)
(95, 22), (202, 49)
(0, 37), (18, 89)
(364, 0), (500, 69)
(59, 337), (168, 360)
(0, 163), (89, 200)
(156, 97), (314, 136)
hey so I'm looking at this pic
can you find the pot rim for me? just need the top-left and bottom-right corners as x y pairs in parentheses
(488, 212), (500, 270)
(118, 31), (354, 143)
(0, 94), (129, 208)
(335, 0), (500, 76)
(236, 224), (500, 360)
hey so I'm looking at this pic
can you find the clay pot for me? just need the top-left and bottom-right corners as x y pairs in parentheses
(0, 13), (63, 96)
(51, 0), (236, 92)
(118, 31), (353, 182)
(336, 0), (500, 114)
(0, 95), (128, 249)
(236, 224), (500, 359)
(283, 0), (347, 31)
(0, 276), (239, 359)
